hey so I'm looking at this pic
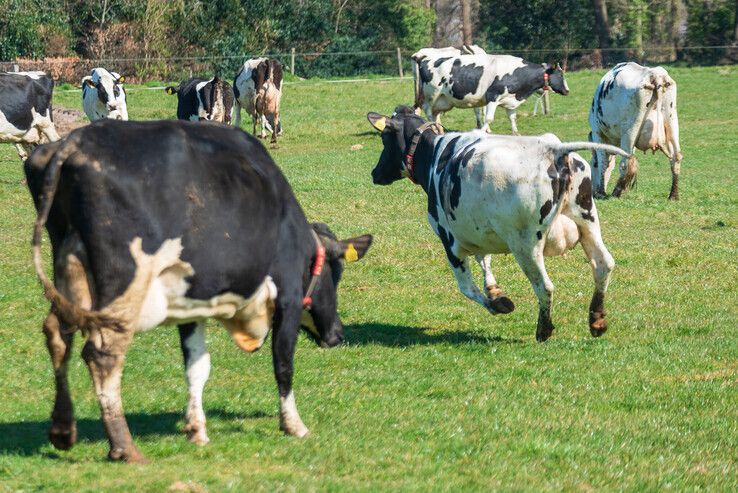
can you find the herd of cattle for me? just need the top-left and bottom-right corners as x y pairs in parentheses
(0, 49), (682, 462)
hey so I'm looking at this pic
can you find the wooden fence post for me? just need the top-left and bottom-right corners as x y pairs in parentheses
(290, 48), (295, 75)
(396, 47), (404, 78)
(543, 90), (550, 115)
(13, 64), (19, 72)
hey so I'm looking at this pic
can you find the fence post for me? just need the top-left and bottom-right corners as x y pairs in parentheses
(13, 63), (19, 72)
(543, 90), (550, 115)
(396, 47), (404, 78)
(290, 48), (295, 76)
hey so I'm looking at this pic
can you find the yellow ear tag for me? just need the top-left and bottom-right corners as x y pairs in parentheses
(373, 117), (386, 132)
(166, 87), (173, 94)
(344, 244), (359, 262)
(118, 76), (125, 83)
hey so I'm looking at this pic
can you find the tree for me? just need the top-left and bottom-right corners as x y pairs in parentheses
(591, 0), (612, 64)
(461, 0), (473, 44)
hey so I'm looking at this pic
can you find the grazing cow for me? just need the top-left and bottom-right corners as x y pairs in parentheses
(82, 67), (128, 121)
(417, 54), (569, 134)
(26, 119), (373, 462)
(0, 71), (59, 160)
(411, 45), (487, 126)
(165, 77), (234, 124)
(367, 107), (629, 341)
(233, 58), (283, 144)
(588, 62), (682, 200)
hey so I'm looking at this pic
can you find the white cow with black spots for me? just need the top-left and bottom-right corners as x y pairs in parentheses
(82, 68), (128, 121)
(368, 107), (629, 341)
(588, 62), (682, 200)
(417, 54), (569, 134)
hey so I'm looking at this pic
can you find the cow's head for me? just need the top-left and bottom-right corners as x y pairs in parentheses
(367, 106), (425, 185)
(85, 69), (126, 115)
(301, 223), (373, 347)
(545, 63), (569, 96)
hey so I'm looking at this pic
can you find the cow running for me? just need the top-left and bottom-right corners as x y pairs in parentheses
(82, 67), (128, 121)
(0, 71), (59, 160)
(589, 62), (682, 200)
(417, 54), (569, 134)
(26, 119), (372, 462)
(368, 107), (628, 341)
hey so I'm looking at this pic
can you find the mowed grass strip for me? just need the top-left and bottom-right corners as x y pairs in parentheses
(0, 66), (736, 492)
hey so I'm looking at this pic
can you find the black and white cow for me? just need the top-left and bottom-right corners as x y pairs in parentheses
(166, 76), (234, 124)
(233, 58), (283, 144)
(368, 107), (629, 341)
(26, 119), (372, 462)
(411, 45), (487, 126)
(589, 62), (682, 200)
(82, 67), (128, 121)
(417, 55), (569, 134)
(0, 71), (59, 160)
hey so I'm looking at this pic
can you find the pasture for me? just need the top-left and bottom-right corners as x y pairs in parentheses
(0, 65), (736, 491)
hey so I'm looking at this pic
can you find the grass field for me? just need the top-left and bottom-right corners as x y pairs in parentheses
(0, 66), (737, 492)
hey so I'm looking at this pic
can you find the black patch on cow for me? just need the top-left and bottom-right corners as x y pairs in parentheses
(574, 157), (586, 171)
(434, 57), (451, 68)
(549, 154), (572, 204)
(484, 61), (545, 104)
(435, 136), (463, 219)
(436, 135), (461, 171)
(437, 225), (465, 272)
(419, 59), (433, 84)
(449, 59), (484, 100)
(233, 67), (242, 99)
(440, 76), (447, 84)
(536, 231), (542, 240)
(96, 81), (109, 105)
(576, 177), (596, 222)
(427, 177), (439, 222)
(0, 73), (53, 130)
(539, 200), (552, 224)
(178, 323), (198, 365)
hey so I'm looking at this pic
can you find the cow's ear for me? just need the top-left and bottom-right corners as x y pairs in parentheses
(85, 78), (96, 88)
(367, 112), (389, 132)
(165, 86), (177, 95)
(338, 234), (373, 263)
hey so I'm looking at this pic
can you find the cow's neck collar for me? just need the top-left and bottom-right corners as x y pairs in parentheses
(543, 71), (550, 91)
(404, 122), (444, 190)
(302, 231), (326, 309)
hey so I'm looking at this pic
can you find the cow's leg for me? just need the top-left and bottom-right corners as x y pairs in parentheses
(589, 132), (609, 198)
(233, 100), (242, 127)
(44, 310), (77, 450)
(612, 132), (639, 198)
(179, 322), (210, 445)
(481, 102), (497, 133)
(510, 241), (555, 342)
(422, 102), (434, 122)
(272, 300), (309, 437)
(566, 160), (616, 336)
(252, 113), (258, 137)
(41, 124), (60, 143)
(15, 144), (29, 161)
(475, 254), (515, 314)
(81, 326), (144, 462)
(666, 142), (682, 201)
(260, 115), (268, 139)
(603, 154), (617, 193)
(474, 107), (485, 129)
(505, 107), (520, 136)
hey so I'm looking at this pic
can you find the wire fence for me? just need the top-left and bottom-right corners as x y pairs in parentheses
(1, 45), (735, 84)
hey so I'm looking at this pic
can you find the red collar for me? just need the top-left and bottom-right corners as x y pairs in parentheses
(302, 231), (326, 309)
(404, 122), (444, 184)
(543, 72), (550, 91)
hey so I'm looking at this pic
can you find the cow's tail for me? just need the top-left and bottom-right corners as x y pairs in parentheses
(554, 142), (631, 159)
(411, 55), (423, 110)
(32, 134), (124, 334)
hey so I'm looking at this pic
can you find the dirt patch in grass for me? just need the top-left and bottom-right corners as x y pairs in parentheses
(53, 106), (87, 136)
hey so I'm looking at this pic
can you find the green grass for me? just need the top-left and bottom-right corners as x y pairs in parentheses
(1, 66), (737, 492)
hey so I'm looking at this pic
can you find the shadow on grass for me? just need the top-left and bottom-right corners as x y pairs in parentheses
(0, 408), (269, 457)
(344, 323), (523, 347)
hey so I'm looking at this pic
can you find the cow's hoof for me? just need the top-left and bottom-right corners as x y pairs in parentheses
(487, 296), (515, 314)
(589, 312), (608, 337)
(611, 187), (623, 198)
(668, 194), (679, 201)
(48, 421), (77, 450)
(594, 191), (609, 200)
(536, 320), (555, 342)
(280, 420), (310, 438)
(184, 422), (210, 446)
(108, 445), (147, 464)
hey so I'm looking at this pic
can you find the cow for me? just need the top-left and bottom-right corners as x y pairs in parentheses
(0, 71), (60, 160)
(588, 62), (682, 200)
(411, 45), (487, 126)
(165, 76), (234, 124)
(367, 107), (629, 342)
(25, 119), (373, 462)
(233, 58), (283, 144)
(82, 67), (128, 121)
(417, 54), (569, 134)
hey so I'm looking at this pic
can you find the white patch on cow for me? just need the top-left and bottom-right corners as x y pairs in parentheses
(10, 70), (45, 79)
(0, 106), (56, 144)
(279, 391), (309, 437)
(195, 78), (217, 120)
(82, 68), (128, 121)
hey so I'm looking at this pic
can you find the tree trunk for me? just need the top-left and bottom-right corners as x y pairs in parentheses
(434, 0), (463, 47)
(591, 0), (612, 65)
(734, 0), (738, 42)
(461, 0), (473, 45)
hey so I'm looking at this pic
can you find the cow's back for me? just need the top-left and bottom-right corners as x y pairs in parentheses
(0, 73), (54, 130)
(26, 120), (288, 307)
